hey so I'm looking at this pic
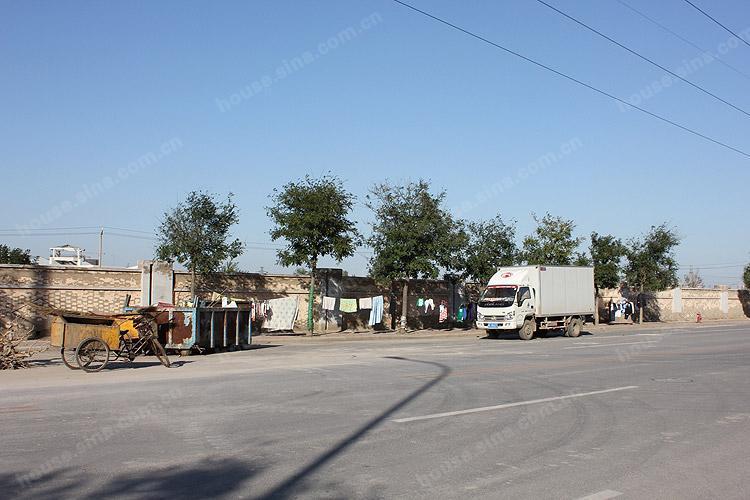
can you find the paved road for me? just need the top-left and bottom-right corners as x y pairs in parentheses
(2, 322), (750, 499)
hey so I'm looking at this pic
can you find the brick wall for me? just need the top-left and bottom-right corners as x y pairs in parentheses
(2, 264), (746, 336)
(0, 264), (141, 334)
(598, 287), (749, 322)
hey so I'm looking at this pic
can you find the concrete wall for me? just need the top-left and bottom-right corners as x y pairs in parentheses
(598, 287), (749, 322)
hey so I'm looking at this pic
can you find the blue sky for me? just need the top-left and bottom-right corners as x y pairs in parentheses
(1, 0), (749, 285)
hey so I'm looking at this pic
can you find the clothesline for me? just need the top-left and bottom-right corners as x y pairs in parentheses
(322, 295), (384, 326)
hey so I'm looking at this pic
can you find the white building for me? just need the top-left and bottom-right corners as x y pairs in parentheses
(46, 245), (98, 267)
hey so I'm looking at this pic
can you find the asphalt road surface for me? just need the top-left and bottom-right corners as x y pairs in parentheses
(2, 321), (750, 499)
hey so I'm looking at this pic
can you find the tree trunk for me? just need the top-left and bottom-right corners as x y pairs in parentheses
(639, 283), (644, 324)
(308, 260), (317, 335)
(400, 279), (408, 331)
(594, 289), (600, 326)
(190, 266), (197, 303)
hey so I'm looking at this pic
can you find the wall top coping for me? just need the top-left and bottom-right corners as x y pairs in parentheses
(0, 264), (141, 273)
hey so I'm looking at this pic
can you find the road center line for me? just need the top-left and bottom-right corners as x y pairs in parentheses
(392, 386), (638, 423)
(575, 490), (623, 500)
(564, 341), (657, 349)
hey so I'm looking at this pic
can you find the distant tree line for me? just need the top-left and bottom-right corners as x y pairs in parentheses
(0, 245), (33, 265)
(260, 175), (684, 330)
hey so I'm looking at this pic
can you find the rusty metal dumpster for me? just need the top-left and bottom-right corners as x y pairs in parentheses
(153, 306), (253, 353)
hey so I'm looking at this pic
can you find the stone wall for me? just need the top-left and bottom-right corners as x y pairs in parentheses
(1, 264), (747, 335)
(172, 270), (457, 331)
(0, 264), (141, 333)
(598, 287), (749, 322)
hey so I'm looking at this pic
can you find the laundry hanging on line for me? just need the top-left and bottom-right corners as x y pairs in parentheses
(339, 298), (358, 313)
(359, 296), (373, 310)
(369, 295), (384, 326)
(322, 296), (336, 311)
(262, 296), (299, 331)
(423, 298), (435, 313)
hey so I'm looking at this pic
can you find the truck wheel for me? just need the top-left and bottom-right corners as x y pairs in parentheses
(518, 319), (535, 340)
(567, 318), (582, 338)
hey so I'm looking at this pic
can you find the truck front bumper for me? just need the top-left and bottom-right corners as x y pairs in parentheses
(476, 321), (518, 330)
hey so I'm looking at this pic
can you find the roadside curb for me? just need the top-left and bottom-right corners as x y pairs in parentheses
(253, 319), (748, 344)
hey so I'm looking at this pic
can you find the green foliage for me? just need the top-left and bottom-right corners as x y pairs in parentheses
(743, 263), (750, 289)
(461, 214), (518, 284)
(367, 180), (465, 282)
(0, 245), (32, 265)
(624, 223), (680, 291)
(521, 213), (584, 265)
(220, 260), (244, 274)
(267, 174), (361, 333)
(267, 174), (361, 270)
(590, 232), (626, 289)
(573, 252), (592, 267)
(156, 191), (244, 295)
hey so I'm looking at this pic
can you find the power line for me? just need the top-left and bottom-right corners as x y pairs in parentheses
(0, 232), (100, 237)
(389, 0), (750, 160)
(106, 232), (157, 241)
(103, 226), (154, 235)
(0, 226), (100, 233)
(615, 0), (750, 81)
(534, 0), (750, 118)
(680, 0), (750, 49)
(677, 263), (746, 269)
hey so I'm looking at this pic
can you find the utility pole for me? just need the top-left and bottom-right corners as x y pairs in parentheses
(98, 227), (104, 267)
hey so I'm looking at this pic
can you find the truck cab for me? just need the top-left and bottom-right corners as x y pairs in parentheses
(475, 285), (534, 333)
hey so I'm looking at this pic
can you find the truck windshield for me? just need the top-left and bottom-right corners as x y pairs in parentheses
(479, 287), (518, 307)
(481, 287), (517, 300)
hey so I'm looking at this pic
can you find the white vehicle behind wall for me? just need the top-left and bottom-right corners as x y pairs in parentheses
(475, 265), (595, 340)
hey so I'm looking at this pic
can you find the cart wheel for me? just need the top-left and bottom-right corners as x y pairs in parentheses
(75, 338), (110, 372)
(61, 347), (80, 370)
(150, 339), (171, 368)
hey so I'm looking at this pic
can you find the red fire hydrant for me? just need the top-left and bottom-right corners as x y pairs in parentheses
(696, 312), (702, 323)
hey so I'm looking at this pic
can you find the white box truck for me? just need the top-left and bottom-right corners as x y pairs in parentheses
(475, 265), (595, 340)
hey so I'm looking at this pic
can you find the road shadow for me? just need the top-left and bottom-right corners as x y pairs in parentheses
(243, 344), (281, 350)
(103, 359), (192, 370)
(3, 457), (263, 500)
(482, 329), (593, 340)
(256, 357), (451, 499)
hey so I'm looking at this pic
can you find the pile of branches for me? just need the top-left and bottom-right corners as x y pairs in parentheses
(1, 322), (44, 370)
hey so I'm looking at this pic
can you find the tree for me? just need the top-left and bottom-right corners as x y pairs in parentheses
(461, 215), (518, 284)
(0, 245), (32, 265)
(367, 180), (466, 328)
(743, 263), (750, 289)
(590, 232), (626, 290)
(220, 260), (243, 274)
(156, 191), (244, 299)
(267, 174), (361, 333)
(624, 223), (680, 292)
(683, 267), (704, 288)
(521, 213), (584, 265)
